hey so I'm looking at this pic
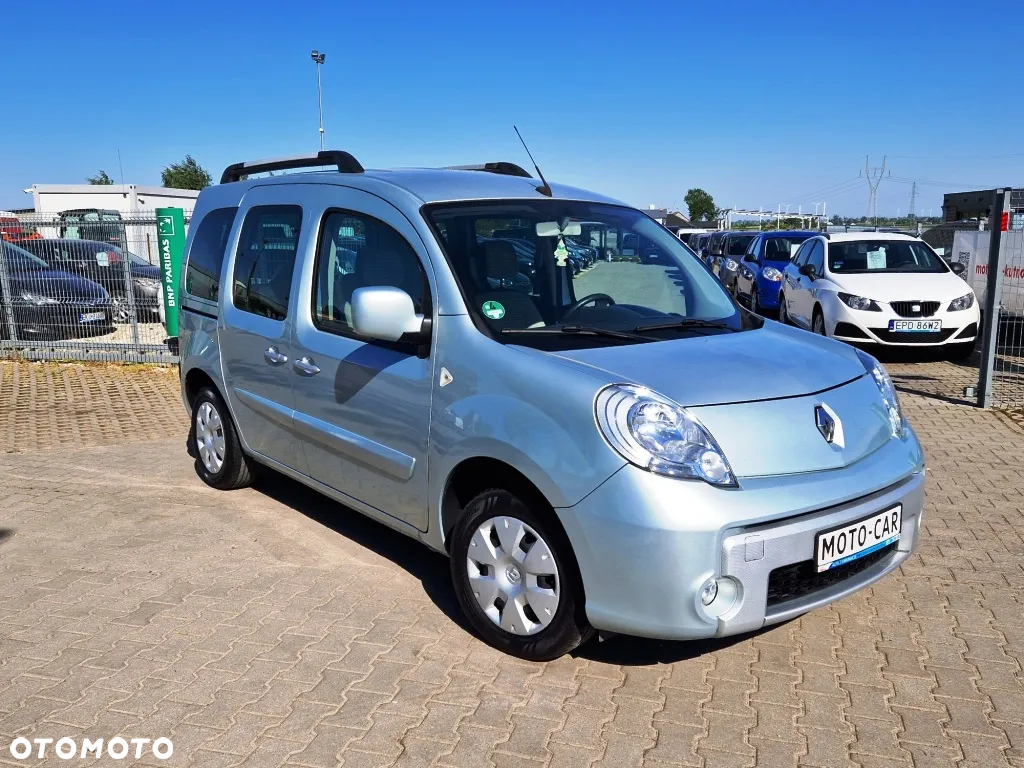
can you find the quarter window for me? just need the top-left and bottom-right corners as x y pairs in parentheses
(312, 210), (427, 337)
(232, 205), (302, 320)
(185, 207), (237, 302)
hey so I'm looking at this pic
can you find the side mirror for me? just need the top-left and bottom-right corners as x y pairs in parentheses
(799, 263), (817, 279)
(743, 253), (758, 263)
(350, 286), (426, 343)
(951, 262), (966, 275)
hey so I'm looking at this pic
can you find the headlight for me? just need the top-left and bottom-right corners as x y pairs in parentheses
(947, 292), (974, 311)
(855, 349), (905, 439)
(724, 259), (738, 271)
(134, 277), (161, 290)
(761, 266), (783, 282)
(19, 291), (59, 306)
(595, 384), (736, 486)
(838, 292), (881, 311)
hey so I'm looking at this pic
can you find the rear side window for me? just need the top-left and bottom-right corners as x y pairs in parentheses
(231, 205), (302, 320)
(185, 207), (237, 302)
(312, 210), (427, 338)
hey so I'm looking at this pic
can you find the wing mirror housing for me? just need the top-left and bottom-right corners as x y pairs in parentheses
(350, 286), (429, 344)
(798, 263), (817, 279)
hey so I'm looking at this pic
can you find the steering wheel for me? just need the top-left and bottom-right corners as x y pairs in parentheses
(561, 293), (615, 322)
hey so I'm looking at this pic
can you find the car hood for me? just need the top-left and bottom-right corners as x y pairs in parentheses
(830, 271), (972, 303)
(533, 322), (896, 478)
(547, 321), (865, 407)
(9, 269), (109, 301)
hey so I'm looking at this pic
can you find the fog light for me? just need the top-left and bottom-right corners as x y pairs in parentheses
(700, 579), (718, 606)
(698, 576), (740, 619)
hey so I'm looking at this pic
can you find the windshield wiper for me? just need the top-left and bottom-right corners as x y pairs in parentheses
(501, 325), (650, 342)
(634, 318), (737, 333)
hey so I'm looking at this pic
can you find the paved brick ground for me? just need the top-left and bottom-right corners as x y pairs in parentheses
(0, 360), (1022, 767)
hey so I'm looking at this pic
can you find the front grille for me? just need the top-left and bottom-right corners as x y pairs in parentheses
(870, 329), (956, 343)
(766, 543), (897, 608)
(890, 300), (940, 318)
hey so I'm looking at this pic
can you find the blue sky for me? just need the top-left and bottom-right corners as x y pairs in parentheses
(2, 0), (1022, 217)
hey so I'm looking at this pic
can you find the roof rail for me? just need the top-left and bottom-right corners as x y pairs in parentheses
(444, 162), (533, 179)
(220, 151), (364, 184)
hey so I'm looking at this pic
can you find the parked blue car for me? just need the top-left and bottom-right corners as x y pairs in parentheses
(733, 231), (817, 315)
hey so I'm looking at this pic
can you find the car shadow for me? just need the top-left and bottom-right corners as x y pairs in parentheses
(574, 622), (793, 665)
(251, 470), (470, 631)
(249, 469), (796, 664)
(0, 529), (13, 547)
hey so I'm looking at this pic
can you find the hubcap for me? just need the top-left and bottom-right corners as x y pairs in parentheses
(466, 516), (560, 635)
(195, 401), (226, 474)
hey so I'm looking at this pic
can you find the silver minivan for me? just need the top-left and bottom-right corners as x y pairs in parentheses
(179, 152), (924, 660)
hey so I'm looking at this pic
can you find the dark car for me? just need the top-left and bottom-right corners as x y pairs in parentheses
(18, 239), (162, 322)
(57, 209), (127, 251)
(716, 232), (757, 292)
(0, 241), (113, 340)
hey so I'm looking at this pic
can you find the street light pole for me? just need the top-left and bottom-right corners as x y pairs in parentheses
(311, 50), (326, 151)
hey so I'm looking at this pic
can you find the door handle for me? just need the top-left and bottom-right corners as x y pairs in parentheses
(264, 346), (288, 365)
(293, 357), (321, 377)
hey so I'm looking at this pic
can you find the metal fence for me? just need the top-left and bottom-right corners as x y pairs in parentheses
(975, 189), (1024, 408)
(0, 212), (187, 363)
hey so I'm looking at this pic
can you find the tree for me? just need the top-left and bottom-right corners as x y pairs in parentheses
(161, 155), (212, 190)
(87, 170), (114, 185)
(684, 188), (716, 222)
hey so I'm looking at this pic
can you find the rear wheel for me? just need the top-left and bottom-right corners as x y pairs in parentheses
(190, 387), (254, 490)
(449, 489), (594, 661)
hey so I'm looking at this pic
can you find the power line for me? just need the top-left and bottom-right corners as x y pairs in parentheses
(888, 152), (1024, 160)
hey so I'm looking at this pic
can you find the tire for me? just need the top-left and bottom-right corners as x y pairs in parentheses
(812, 308), (827, 336)
(751, 288), (761, 316)
(449, 489), (594, 661)
(779, 293), (791, 325)
(110, 295), (131, 324)
(945, 341), (976, 362)
(189, 387), (254, 490)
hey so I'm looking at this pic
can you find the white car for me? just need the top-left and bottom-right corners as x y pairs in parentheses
(779, 232), (980, 359)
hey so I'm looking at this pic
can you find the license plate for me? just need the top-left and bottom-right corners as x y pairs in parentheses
(79, 312), (105, 323)
(815, 505), (901, 573)
(889, 319), (941, 332)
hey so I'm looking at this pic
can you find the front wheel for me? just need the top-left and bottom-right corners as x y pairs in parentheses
(779, 294), (792, 325)
(190, 387), (255, 490)
(812, 309), (828, 336)
(449, 489), (594, 661)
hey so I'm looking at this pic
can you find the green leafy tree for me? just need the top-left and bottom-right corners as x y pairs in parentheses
(87, 170), (114, 185)
(684, 188), (717, 222)
(161, 155), (212, 190)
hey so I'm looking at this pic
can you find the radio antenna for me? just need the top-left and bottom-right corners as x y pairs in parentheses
(514, 125), (552, 197)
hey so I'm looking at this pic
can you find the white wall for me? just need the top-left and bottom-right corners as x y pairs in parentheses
(25, 184), (198, 215)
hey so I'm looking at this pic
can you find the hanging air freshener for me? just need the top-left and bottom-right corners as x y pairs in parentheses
(554, 236), (569, 267)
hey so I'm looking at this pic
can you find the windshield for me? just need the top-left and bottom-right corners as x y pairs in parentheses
(425, 200), (751, 350)
(828, 240), (947, 274)
(763, 235), (810, 262)
(2, 242), (49, 271)
(727, 235), (754, 256)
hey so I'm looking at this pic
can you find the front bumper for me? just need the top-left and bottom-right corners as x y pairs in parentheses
(827, 296), (981, 347)
(756, 278), (783, 309)
(7, 303), (113, 339)
(556, 428), (924, 640)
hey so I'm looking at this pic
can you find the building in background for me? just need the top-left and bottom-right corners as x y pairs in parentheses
(24, 184), (198, 215)
(942, 188), (1024, 227)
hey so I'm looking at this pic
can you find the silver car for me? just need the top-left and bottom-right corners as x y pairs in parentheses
(179, 152), (924, 661)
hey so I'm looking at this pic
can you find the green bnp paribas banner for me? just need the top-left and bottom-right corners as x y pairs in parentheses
(156, 207), (186, 336)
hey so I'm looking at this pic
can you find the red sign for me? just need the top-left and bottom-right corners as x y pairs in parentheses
(1001, 212), (1010, 231)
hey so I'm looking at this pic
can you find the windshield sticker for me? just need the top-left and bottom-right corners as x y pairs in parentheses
(482, 300), (506, 320)
(554, 236), (569, 267)
(866, 249), (887, 269)
(95, 252), (110, 267)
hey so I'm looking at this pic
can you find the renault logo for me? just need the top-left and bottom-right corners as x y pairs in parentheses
(814, 403), (844, 447)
